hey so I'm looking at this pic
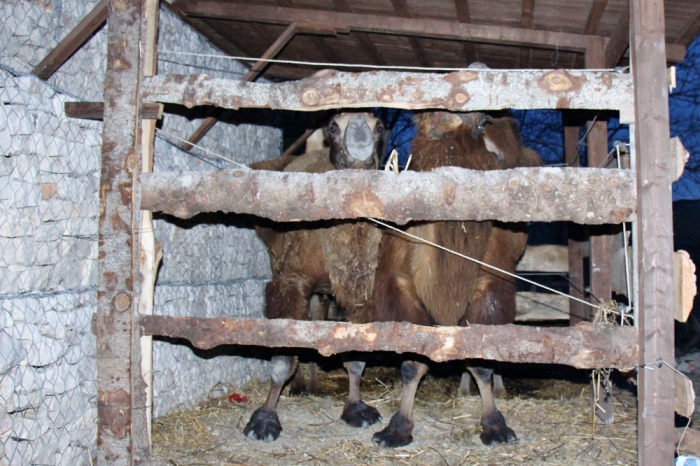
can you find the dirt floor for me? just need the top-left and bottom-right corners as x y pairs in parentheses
(151, 358), (640, 466)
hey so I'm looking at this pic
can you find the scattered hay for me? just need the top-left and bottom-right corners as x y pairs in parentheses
(152, 364), (638, 465)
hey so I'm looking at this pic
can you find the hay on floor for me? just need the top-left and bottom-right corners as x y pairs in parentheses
(152, 362), (638, 465)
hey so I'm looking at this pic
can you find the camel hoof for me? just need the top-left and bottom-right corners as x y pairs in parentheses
(372, 413), (413, 448)
(480, 410), (517, 445)
(244, 408), (282, 442)
(341, 401), (382, 428)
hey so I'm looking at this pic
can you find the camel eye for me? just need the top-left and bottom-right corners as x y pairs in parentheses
(328, 123), (340, 135)
(375, 125), (384, 134)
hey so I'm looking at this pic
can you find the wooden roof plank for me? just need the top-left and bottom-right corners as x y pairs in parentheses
(183, 1), (597, 52)
(675, 5), (700, 46)
(32, 0), (108, 80)
(166, 2), (250, 62)
(391, 0), (431, 67)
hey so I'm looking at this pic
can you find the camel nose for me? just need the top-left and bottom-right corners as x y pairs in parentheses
(343, 116), (373, 162)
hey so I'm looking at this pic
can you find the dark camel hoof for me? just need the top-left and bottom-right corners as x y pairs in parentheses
(372, 413), (413, 448)
(244, 408), (282, 442)
(341, 401), (382, 428)
(480, 409), (517, 445)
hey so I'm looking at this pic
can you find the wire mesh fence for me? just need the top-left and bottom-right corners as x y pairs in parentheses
(1, 1), (280, 464)
(1, 1), (105, 464)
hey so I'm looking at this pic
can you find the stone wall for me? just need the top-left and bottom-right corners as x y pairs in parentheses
(0, 2), (278, 464)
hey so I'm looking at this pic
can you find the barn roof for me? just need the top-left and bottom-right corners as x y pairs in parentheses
(166, 0), (700, 80)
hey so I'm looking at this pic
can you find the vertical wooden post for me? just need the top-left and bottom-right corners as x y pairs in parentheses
(138, 0), (160, 451)
(630, 0), (676, 464)
(564, 123), (586, 324)
(96, 0), (149, 463)
(585, 37), (612, 311)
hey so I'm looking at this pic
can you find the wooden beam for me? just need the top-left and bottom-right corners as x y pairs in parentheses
(140, 316), (638, 369)
(140, 167), (636, 224)
(165, 1), (250, 59)
(391, 0), (430, 68)
(64, 101), (163, 120)
(32, 0), (108, 80)
(586, 38), (613, 311)
(583, 0), (608, 35)
(96, 0), (148, 463)
(675, 5), (700, 46)
(138, 0), (160, 450)
(141, 69), (635, 113)
(518, 0), (536, 68)
(182, 22), (299, 151)
(454, 0), (477, 64)
(630, 0), (676, 462)
(333, 0), (386, 66)
(564, 123), (587, 324)
(281, 128), (315, 157)
(604, 3), (629, 68)
(183, 2), (597, 53)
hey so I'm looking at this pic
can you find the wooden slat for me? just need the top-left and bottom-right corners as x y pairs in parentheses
(564, 123), (587, 324)
(141, 69), (635, 113)
(586, 38), (613, 313)
(96, 0), (147, 463)
(140, 167), (637, 224)
(515, 292), (569, 321)
(183, 2), (598, 52)
(32, 0), (108, 80)
(516, 245), (568, 272)
(138, 0), (160, 450)
(165, 1), (249, 59)
(64, 101), (163, 120)
(631, 0), (676, 462)
(674, 250), (697, 323)
(676, 427), (700, 457)
(140, 316), (639, 369)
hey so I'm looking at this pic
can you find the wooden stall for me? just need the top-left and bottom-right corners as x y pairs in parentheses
(79, 0), (693, 464)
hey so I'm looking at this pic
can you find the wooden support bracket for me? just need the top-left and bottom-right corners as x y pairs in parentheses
(64, 102), (163, 120)
(32, 0), (108, 80)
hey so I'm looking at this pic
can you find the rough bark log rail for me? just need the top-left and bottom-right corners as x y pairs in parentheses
(140, 316), (638, 370)
(141, 69), (634, 113)
(140, 166), (636, 225)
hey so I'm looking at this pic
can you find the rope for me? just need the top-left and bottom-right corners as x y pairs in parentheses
(156, 50), (619, 73)
(159, 126), (601, 312)
(154, 128), (248, 169)
(367, 218), (598, 310)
